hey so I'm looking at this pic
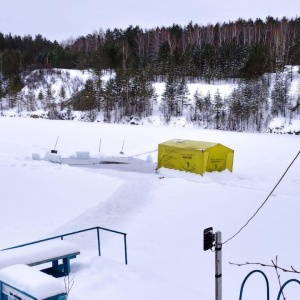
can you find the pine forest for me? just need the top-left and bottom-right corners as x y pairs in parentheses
(1, 16), (300, 133)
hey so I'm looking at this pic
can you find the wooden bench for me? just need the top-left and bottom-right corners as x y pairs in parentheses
(0, 240), (80, 278)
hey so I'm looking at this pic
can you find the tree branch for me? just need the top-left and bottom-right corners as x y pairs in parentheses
(229, 261), (300, 274)
(272, 256), (285, 300)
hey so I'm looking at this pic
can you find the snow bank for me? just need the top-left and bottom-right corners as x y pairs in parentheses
(268, 117), (300, 134)
(0, 240), (80, 269)
(0, 264), (65, 299)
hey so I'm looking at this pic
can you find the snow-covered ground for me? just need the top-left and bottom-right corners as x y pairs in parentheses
(0, 117), (299, 299)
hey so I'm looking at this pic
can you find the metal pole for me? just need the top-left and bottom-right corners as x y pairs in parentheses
(120, 140), (125, 154)
(97, 228), (101, 256)
(124, 234), (128, 265)
(54, 136), (59, 150)
(215, 231), (222, 300)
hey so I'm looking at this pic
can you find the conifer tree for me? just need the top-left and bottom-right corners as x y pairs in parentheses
(45, 84), (55, 112)
(271, 72), (290, 117)
(192, 88), (203, 122)
(93, 70), (104, 112)
(26, 88), (36, 111)
(103, 78), (114, 122)
(161, 75), (177, 121)
(213, 89), (224, 129)
(59, 86), (66, 110)
(16, 91), (24, 113)
(0, 74), (5, 112)
(228, 87), (243, 131)
(203, 91), (213, 127)
(176, 77), (189, 116)
(37, 89), (44, 108)
(82, 79), (97, 120)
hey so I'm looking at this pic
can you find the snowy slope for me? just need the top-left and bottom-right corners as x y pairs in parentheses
(2, 66), (300, 132)
(0, 117), (299, 299)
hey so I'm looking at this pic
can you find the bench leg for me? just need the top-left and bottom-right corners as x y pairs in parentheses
(52, 260), (59, 270)
(63, 258), (70, 275)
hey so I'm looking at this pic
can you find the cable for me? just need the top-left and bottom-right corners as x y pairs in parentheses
(222, 150), (300, 245)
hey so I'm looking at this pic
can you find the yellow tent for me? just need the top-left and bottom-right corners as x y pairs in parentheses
(157, 139), (234, 175)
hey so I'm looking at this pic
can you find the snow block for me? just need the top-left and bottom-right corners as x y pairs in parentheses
(76, 151), (90, 159)
(44, 152), (62, 164)
(44, 151), (51, 161)
(50, 154), (62, 164)
(146, 155), (153, 163)
(31, 153), (40, 161)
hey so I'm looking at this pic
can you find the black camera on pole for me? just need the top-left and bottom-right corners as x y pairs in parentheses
(203, 227), (215, 251)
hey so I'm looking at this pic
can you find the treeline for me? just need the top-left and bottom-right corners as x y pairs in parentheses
(70, 16), (300, 80)
(1, 16), (300, 80)
(1, 16), (300, 132)
(0, 33), (76, 102)
(0, 34), (76, 78)
(70, 69), (156, 122)
(4, 67), (298, 133)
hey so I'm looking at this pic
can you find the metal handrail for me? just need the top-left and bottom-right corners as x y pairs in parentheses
(239, 270), (300, 300)
(276, 279), (300, 300)
(1, 226), (128, 265)
(239, 270), (270, 300)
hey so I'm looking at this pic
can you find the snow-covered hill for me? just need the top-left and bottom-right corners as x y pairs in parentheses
(1, 67), (300, 133)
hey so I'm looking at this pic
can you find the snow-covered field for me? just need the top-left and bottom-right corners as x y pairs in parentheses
(0, 117), (299, 299)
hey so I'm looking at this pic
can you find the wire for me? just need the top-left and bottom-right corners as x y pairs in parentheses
(222, 150), (300, 245)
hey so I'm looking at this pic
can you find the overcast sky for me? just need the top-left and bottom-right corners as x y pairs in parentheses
(1, 0), (299, 42)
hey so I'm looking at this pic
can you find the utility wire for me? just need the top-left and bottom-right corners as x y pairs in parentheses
(222, 150), (300, 245)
